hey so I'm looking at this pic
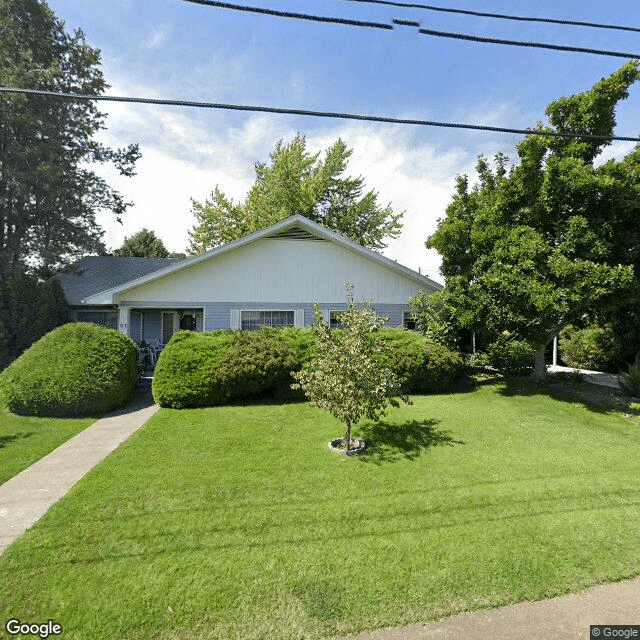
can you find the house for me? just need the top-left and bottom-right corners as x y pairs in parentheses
(56, 215), (441, 345)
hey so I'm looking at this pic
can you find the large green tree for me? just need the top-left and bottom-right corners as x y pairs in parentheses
(114, 228), (170, 258)
(188, 134), (403, 253)
(422, 62), (640, 380)
(0, 0), (140, 277)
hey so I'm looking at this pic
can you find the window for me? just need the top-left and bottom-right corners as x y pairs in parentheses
(403, 311), (418, 331)
(329, 311), (344, 329)
(241, 310), (294, 331)
(76, 310), (118, 329)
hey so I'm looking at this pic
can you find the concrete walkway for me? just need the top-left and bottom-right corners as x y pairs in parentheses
(339, 576), (640, 640)
(0, 392), (158, 555)
(547, 364), (621, 389)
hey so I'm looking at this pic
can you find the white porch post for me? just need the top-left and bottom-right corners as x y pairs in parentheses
(118, 306), (131, 336)
(552, 335), (558, 366)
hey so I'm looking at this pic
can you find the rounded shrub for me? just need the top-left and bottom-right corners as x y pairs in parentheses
(559, 324), (621, 372)
(0, 323), (137, 416)
(213, 333), (298, 402)
(152, 329), (301, 408)
(487, 333), (535, 376)
(254, 326), (318, 367)
(374, 328), (466, 392)
(152, 330), (236, 408)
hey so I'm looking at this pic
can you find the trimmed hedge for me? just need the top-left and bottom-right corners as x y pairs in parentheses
(0, 323), (137, 416)
(153, 327), (466, 408)
(152, 329), (301, 408)
(374, 328), (466, 392)
(151, 331), (236, 408)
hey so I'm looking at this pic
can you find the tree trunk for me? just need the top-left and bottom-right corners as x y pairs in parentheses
(531, 343), (548, 382)
(345, 422), (351, 450)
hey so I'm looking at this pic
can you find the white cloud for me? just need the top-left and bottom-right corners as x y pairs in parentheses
(142, 24), (169, 51)
(93, 100), (499, 280)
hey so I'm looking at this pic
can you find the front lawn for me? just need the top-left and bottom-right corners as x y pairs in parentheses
(0, 408), (95, 485)
(1, 380), (639, 639)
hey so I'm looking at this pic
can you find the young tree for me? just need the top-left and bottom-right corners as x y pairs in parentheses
(426, 62), (640, 380)
(188, 135), (403, 254)
(292, 285), (410, 450)
(114, 228), (170, 258)
(0, 0), (140, 276)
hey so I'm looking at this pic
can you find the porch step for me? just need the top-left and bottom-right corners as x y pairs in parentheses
(136, 370), (154, 394)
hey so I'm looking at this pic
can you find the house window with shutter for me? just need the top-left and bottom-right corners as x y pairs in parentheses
(240, 310), (294, 331)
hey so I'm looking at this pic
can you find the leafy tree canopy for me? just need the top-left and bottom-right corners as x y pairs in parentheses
(424, 62), (640, 379)
(188, 134), (403, 254)
(114, 228), (170, 258)
(0, 0), (140, 277)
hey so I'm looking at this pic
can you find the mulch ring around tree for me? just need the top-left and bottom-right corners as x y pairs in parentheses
(328, 437), (367, 456)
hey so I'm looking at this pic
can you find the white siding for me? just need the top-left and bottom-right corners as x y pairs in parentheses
(116, 238), (427, 305)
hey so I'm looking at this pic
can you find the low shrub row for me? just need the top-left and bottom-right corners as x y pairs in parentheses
(374, 328), (466, 392)
(152, 327), (466, 409)
(1, 323), (137, 417)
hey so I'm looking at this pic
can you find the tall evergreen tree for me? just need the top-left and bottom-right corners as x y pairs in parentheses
(0, 271), (69, 369)
(188, 135), (403, 254)
(0, 0), (140, 277)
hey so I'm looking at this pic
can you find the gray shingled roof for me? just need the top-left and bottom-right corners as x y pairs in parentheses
(56, 256), (179, 305)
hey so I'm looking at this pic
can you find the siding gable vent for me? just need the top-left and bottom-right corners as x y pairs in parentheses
(266, 226), (327, 242)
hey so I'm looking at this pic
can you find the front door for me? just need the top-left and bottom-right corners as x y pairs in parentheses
(180, 314), (196, 331)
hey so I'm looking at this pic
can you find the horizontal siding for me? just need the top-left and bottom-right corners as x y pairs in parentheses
(199, 302), (410, 331)
(117, 238), (432, 305)
(73, 303), (412, 338)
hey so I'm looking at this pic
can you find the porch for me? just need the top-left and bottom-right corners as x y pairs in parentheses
(121, 307), (204, 346)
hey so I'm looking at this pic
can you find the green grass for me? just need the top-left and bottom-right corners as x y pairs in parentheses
(0, 407), (95, 484)
(1, 380), (639, 639)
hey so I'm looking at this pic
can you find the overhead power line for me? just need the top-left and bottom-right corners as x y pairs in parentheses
(345, 0), (640, 35)
(2, 86), (640, 142)
(180, 0), (392, 30)
(179, 0), (640, 60)
(415, 27), (639, 59)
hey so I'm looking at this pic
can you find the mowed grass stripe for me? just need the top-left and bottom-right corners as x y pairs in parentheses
(1, 381), (639, 639)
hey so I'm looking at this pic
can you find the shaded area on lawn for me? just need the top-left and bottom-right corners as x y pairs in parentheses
(357, 418), (464, 464)
(496, 375), (640, 424)
(0, 430), (34, 449)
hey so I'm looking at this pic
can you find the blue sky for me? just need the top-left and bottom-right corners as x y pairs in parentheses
(46, 0), (640, 281)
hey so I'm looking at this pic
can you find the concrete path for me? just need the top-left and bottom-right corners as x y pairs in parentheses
(548, 365), (621, 389)
(0, 392), (158, 555)
(339, 576), (640, 640)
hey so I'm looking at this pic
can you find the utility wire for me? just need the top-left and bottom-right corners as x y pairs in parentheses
(179, 0), (640, 60)
(2, 86), (640, 142)
(344, 0), (640, 35)
(180, 0), (392, 30)
(416, 27), (640, 59)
